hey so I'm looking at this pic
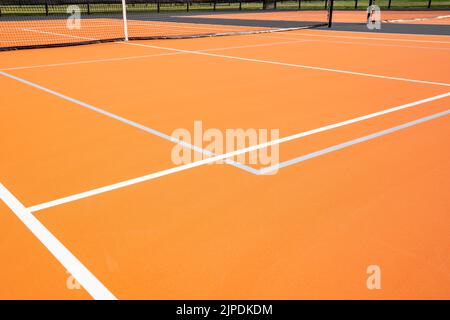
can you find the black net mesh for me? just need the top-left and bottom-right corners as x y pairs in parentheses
(0, 0), (333, 51)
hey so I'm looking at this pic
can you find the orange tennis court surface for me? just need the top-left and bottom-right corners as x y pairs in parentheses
(1, 25), (450, 300)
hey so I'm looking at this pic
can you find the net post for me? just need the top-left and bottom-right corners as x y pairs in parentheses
(428, 0), (432, 8)
(388, 0), (392, 9)
(354, 0), (358, 9)
(327, 0), (333, 28)
(239, 1), (242, 10)
(45, 2), (49, 16)
(121, 0), (129, 41)
(87, 3), (90, 15)
(298, 0), (301, 10)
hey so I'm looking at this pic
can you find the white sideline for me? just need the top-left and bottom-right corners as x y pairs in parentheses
(0, 183), (116, 300)
(27, 91), (450, 213)
(0, 70), (258, 175)
(250, 91), (450, 147)
(259, 109), (450, 174)
(123, 42), (450, 87)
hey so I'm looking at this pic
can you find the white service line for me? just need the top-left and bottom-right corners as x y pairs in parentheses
(0, 52), (184, 71)
(21, 28), (97, 41)
(0, 183), (116, 300)
(260, 109), (450, 174)
(383, 14), (450, 23)
(257, 33), (450, 51)
(27, 91), (450, 213)
(0, 39), (309, 71)
(294, 30), (450, 44)
(123, 42), (450, 87)
(0, 70), (258, 175)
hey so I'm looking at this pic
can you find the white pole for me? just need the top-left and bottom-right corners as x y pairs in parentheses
(121, 0), (129, 41)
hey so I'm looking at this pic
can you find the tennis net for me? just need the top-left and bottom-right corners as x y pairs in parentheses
(0, 0), (334, 51)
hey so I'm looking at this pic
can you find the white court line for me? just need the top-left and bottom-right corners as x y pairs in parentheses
(0, 70), (258, 175)
(383, 14), (450, 23)
(22, 28), (97, 41)
(257, 33), (450, 51)
(2, 32), (448, 72)
(0, 52), (183, 71)
(4, 31), (447, 52)
(14, 26), (450, 86)
(0, 39), (309, 71)
(260, 109), (450, 174)
(297, 29), (450, 44)
(124, 42), (450, 87)
(0, 183), (116, 300)
(27, 91), (450, 213)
